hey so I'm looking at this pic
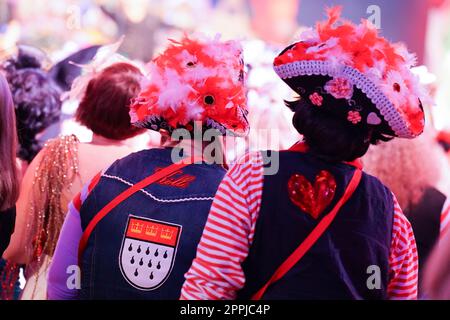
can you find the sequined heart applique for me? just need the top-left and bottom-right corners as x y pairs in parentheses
(287, 170), (337, 219)
(367, 112), (382, 125)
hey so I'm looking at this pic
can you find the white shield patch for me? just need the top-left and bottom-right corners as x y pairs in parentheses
(119, 215), (182, 290)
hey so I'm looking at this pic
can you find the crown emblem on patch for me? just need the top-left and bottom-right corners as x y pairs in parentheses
(145, 225), (159, 237)
(160, 228), (174, 240)
(131, 222), (144, 234)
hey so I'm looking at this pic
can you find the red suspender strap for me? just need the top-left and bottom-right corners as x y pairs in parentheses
(251, 168), (363, 300)
(77, 156), (203, 264)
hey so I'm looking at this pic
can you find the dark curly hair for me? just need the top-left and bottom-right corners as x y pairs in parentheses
(3, 46), (62, 162)
(286, 98), (393, 163)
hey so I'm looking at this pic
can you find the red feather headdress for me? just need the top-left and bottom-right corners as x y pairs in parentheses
(130, 34), (248, 136)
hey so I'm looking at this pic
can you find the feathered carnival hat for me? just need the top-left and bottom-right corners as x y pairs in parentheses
(129, 34), (249, 136)
(274, 7), (427, 138)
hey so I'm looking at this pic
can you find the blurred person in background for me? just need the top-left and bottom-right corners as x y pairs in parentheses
(47, 34), (248, 300)
(2, 45), (62, 176)
(3, 53), (146, 299)
(0, 73), (20, 257)
(423, 227), (450, 299)
(1, 45), (61, 300)
(364, 124), (450, 292)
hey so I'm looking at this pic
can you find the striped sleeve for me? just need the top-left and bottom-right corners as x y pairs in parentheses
(180, 152), (264, 300)
(387, 194), (419, 300)
(440, 197), (450, 238)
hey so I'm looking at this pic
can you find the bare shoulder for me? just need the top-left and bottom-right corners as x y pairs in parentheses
(76, 143), (135, 182)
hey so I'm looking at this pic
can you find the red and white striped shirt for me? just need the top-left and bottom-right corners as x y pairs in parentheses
(440, 198), (450, 239)
(181, 152), (419, 300)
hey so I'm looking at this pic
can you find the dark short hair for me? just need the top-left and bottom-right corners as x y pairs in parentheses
(287, 98), (392, 162)
(76, 62), (145, 140)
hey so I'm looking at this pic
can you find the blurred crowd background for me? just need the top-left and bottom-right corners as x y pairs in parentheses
(2, 0), (450, 151)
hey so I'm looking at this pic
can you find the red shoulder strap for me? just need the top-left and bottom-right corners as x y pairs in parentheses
(77, 156), (203, 264)
(251, 168), (363, 300)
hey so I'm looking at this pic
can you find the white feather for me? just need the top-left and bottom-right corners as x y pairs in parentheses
(185, 101), (205, 120)
(157, 68), (193, 111)
(184, 63), (217, 81)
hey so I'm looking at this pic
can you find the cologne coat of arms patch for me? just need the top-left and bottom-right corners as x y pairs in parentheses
(119, 215), (182, 290)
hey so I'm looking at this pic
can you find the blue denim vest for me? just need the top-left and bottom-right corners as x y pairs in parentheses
(238, 151), (393, 300)
(78, 148), (226, 299)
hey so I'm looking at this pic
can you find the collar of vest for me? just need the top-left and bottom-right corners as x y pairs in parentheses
(287, 141), (363, 170)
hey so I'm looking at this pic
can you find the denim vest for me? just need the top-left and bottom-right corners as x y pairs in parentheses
(79, 148), (225, 299)
(238, 151), (393, 300)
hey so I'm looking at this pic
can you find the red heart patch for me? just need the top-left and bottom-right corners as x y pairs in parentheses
(287, 170), (337, 219)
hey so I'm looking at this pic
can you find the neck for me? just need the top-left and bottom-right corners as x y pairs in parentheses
(91, 134), (127, 147)
(162, 137), (226, 165)
(289, 141), (363, 170)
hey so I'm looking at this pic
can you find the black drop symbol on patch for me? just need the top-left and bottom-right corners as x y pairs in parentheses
(139, 258), (143, 266)
(134, 269), (139, 277)
(137, 245), (141, 253)
(149, 272), (154, 280)
(148, 259), (152, 268)
(163, 251), (168, 259)
(156, 261), (161, 270)
(154, 249), (159, 257)
(145, 247), (150, 255)
(128, 243), (133, 251)
(130, 256), (135, 264)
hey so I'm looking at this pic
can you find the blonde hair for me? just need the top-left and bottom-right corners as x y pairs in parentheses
(363, 127), (450, 211)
